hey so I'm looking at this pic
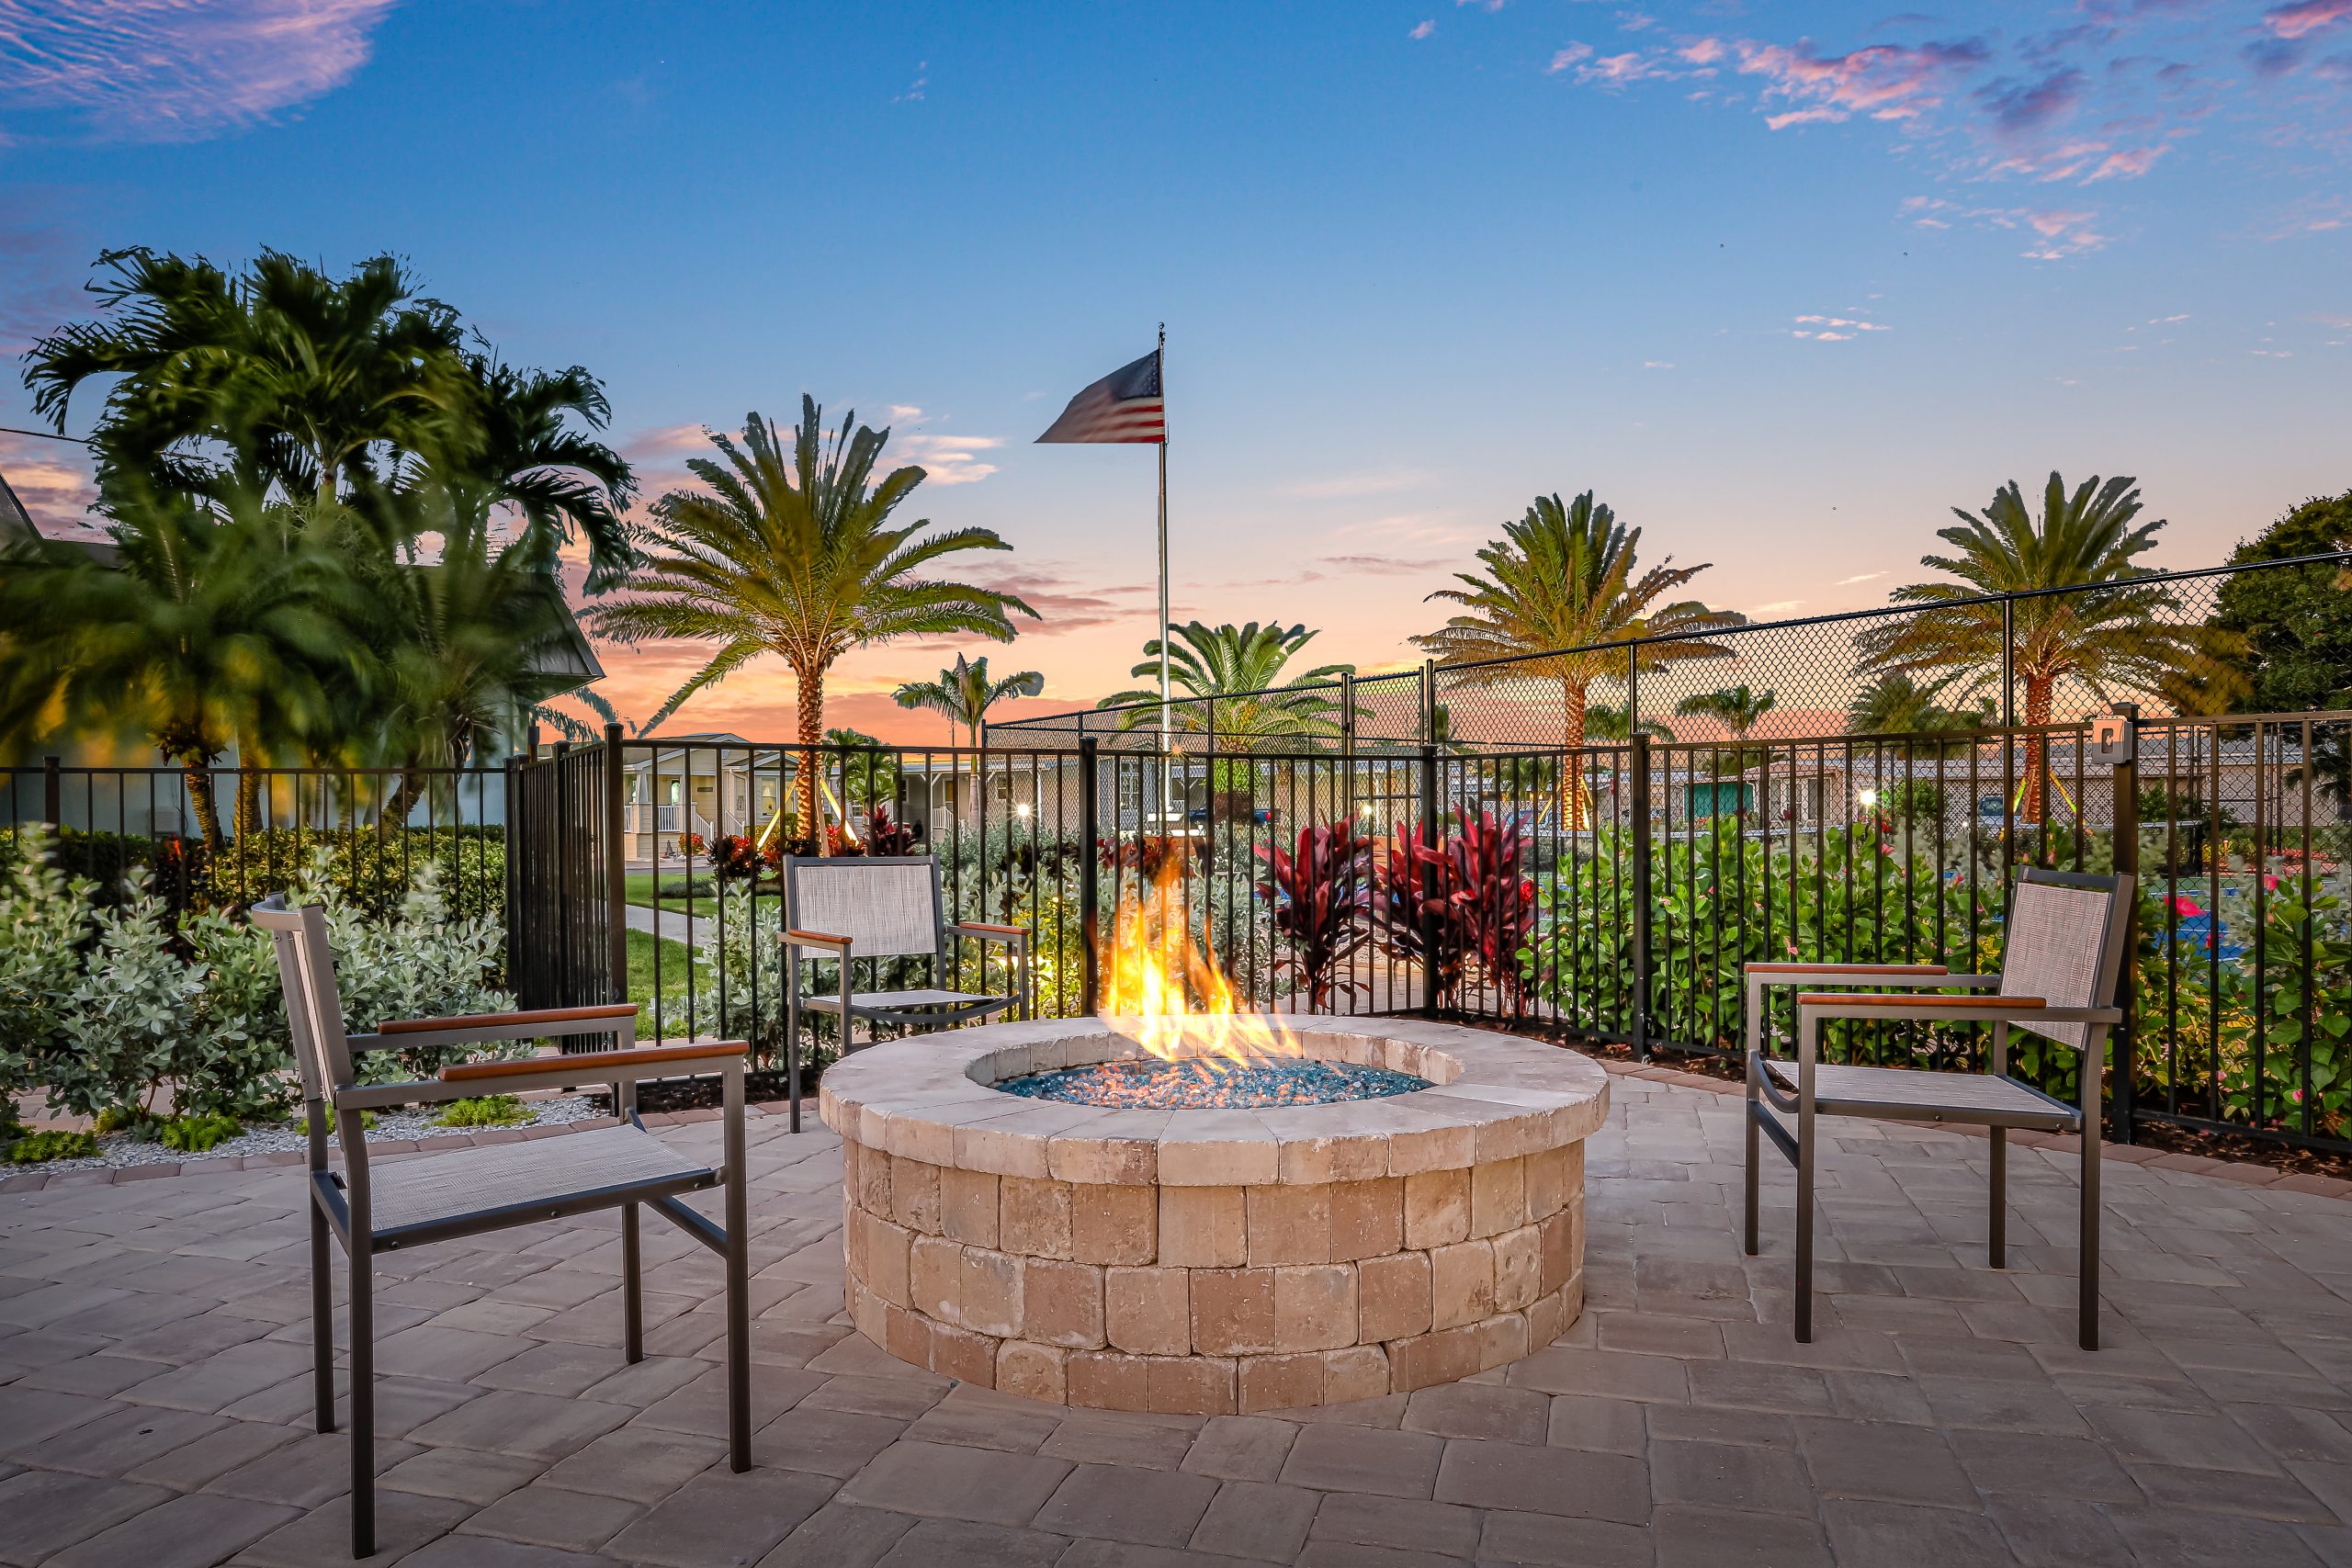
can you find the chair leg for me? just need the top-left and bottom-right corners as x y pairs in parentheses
(2079, 1116), (2101, 1352)
(723, 1075), (752, 1471)
(348, 1241), (375, 1560)
(310, 1200), (335, 1433)
(1743, 1055), (1761, 1258)
(1794, 1091), (1815, 1344)
(1988, 1127), (2007, 1269)
(622, 1201), (644, 1363)
(786, 970), (802, 1134)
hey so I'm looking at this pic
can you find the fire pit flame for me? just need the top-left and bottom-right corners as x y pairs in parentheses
(1099, 855), (1302, 1069)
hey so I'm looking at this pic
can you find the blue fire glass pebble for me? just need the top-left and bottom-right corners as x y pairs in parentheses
(996, 1058), (1432, 1111)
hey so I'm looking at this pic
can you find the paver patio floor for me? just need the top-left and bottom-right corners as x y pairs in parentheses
(5, 1061), (2352, 1566)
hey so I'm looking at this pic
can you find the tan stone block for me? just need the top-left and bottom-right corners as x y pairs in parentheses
(1387, 1322), (1483, 1392)
(854, 1139), (891, 1214)
(1246, 1181), (1332, 1267)
(1023, 1258), (1107, 1349)
(959, 1247), (1024, 1337)
(1071, 1182), (1158, 1265)
(1000, 1175), (1075, 1259)
(1155, 1113), (1281, 1187)
(1238, 1352), (1326, 1413)
(1275, 1130), (1390, 1185)
(997, 1339), (1069, 1404)
(910, 1235), (963, 1323)
(1190, 1267), (1278, 1357)
(882, 1300), (932, 1370)
(930, 1320), (999, 1386)
(848, 1276), (886, 1347)
(1146, 1355), (1237, 1416)
(1524, 1286), (1566, 1350)
(1356, 1250), (1432, 1345)
(1329, 1178), (1404, 1262)
(1385, 1117), (1478, 1177)
(889, 1156), (943, 1234)
(1523, 1144), (1572, 1218)
(1404, 1168), (1469, 1249)
(1106, 1267), (1191, 1355)
(865, 1213), (913, 1309)
(1326, 1344), (1392, 1403)
(1159, 1185), (1247, 1269)
(1273, 1264), (1359, 1352)
(1472, 1310), (1528, 1372)
(844, 1196), (871, 1278)
(941, 1166), (1001, 1248)
(1429, 1238), (1495, 1332)
(1493, 1224), (1541, 1314)
(1538, 1209), (1578, 1296)
(1469, 1156), (1527, 1239)
(1067, 1349), (1148, 1411)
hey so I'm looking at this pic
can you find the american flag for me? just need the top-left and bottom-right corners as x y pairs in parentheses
(1035, 349), (1164, 445)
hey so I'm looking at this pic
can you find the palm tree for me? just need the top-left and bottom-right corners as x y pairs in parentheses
(1416, 491), (1742, 824)
(0, 485), (368, 852)
(1673, 684), (1776, 741)
(895, 654), (1045, 748)
(1846, 672), (1990, 757)
(1857, 471), (2235, 819)
(1097, 620), (1351, 745)
(589, 400), (1037, 850)
(1581, 703), (1675, 743)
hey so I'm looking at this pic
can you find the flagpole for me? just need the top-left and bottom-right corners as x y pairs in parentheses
(1156, 323), (1171, 825)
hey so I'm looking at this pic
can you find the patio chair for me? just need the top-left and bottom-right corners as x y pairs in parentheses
(781, 854), (1028, 1130)
(1742, 867), (2134, 1350)
(251, 895), (754, 1560)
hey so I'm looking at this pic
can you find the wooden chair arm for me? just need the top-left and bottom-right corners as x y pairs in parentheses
(1797, 994), (2045, 1010)
(379, 1003), (638, 1036)
(948, 922), (1027, 945)
(783, 929), (852, 952)
(1747, 963), (1948, 976)
(438, 1041), (749, 1084)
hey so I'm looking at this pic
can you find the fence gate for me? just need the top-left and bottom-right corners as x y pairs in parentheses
(508, 739), (624, 1022)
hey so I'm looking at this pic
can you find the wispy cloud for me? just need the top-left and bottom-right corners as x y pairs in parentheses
(0, 0), (399, 141)
(888, 432), (1001, 485)
(2265, 0), (2352, 40)
(1902, 196), (2110, 259)
(892, 61), (928, 103)
(1832, 570), (1885, 586)
(1409, 19), (1435, 41)
(1792, 313), (1892, 341)
(1732, 37), (1989, 130)
(1546, 42), (1593, 73)
(0, 429), (98, 536)
(1277, 468), (1434, 500)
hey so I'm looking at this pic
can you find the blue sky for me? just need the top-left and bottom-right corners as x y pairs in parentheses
(2, 0), (2346, 739)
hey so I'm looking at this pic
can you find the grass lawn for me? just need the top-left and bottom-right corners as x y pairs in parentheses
(627, 927), (702, 1038)
(622, 871), (721, 921)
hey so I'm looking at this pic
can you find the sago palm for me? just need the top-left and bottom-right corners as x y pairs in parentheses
(895, 654), (1045, 748)
(1857, 471), (2236, 818)
(589, 400), (1037, 848)
(1416, 491), (1741, 824)
(1098, 620), (1351, 744)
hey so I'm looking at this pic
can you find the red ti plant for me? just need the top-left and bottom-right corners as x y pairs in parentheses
(865, 804), (919, 855)
(1374, 808), (1536, 1013)
(1253, 822), (1375, 1011)
(708, 835), (764, 882)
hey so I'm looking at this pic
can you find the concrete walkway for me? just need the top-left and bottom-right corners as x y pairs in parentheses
(3, 1061), (2350, 1565)
(624, 901), (718, 947)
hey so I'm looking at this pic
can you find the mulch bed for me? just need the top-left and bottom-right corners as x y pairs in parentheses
(589, 1066), (820, 1117)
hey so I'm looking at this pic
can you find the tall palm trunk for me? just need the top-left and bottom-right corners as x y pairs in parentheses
(169, 746), (225, 854)
(795, 661), (829, 856)
(233, 761), (265, 843)
(1561, 678), (1589, 832)
(2020, 676), (2054, 825)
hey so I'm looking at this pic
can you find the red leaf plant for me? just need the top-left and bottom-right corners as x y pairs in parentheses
(1373, 808), (1537, 1013)
(1253, 822), (1376, 1011)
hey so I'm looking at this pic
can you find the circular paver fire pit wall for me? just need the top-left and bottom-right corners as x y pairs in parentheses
(820, 1017), (1609, 1415)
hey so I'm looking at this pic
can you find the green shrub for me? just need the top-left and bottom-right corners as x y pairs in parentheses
(322, 1104), (379, 1134)
(158, 1112), (245, 1152)
(435, 1094), (531, 1129)
(8, 1129), (98, 1164)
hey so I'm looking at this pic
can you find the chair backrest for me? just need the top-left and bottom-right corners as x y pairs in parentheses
(782, 855), (944, 960)
(2000, 868), (2136, 1050)
(250, 895), (360, 1099)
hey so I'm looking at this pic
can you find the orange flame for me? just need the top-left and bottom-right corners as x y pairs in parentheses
(1099, 853), (1304, 1067)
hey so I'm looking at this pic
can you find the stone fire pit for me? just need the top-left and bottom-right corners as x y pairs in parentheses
(819, 1016), (1609, 1415)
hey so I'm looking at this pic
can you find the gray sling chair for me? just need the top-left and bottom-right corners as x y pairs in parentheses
(252, 895), (754, 1561)
(780, 854), (1029, 1131)
(1743, 867), (2134, 1351)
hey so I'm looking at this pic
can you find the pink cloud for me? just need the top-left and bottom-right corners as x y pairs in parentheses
(1734, 36), (1989, 127)
(0, 0), (397, 141)
(1679, 37), (1727, 66)
(1546, 42), (1593, 74)
(0, 430), (99, 536)
(1581, 51), (1656, 85)
(2265, 0), (2352, 40)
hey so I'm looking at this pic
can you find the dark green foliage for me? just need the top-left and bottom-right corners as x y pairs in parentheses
(2214, 492), (2352, 715)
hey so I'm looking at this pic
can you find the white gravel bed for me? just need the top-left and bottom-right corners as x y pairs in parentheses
(14, 1092), (605, 1174)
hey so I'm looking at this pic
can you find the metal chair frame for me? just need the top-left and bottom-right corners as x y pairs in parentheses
(1742, 867), (2134, 1350)
(251, 895), (754, 1560)
(779, 854), (1028, 1130)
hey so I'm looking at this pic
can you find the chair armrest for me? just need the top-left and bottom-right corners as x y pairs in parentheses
(783, 929), (852, 953)
(1747, 963), (1949, 976)
(948, 922), (1027, 946)
(1797, 993), (2045, 1011)
(438, 1041), (749, 1084)
(378, 1003), (638, 1036)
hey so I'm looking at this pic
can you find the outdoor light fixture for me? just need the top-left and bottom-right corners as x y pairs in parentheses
(1858, 787), (1879, 807)
(1015, 803), (1032, 819)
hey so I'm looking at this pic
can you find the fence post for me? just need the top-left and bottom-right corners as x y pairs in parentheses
(2108, 704), (2140, 1145)
(2001, 597), (2016, 728)
(1630, 731), (1653, 1062)
(1340, 671), (1357, 826)
(1079, 738), (1101, 1017)
(504, 750), (526, 1007)
(41, 755), (60, 829)
(1419, 742), (1441, 1018)
(605, 725), (628, 1015)
(1626, 642), (1640, 739)
(1421, 659), (1436, 744)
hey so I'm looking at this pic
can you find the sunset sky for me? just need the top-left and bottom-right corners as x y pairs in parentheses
(3, 0), (2346, 745)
